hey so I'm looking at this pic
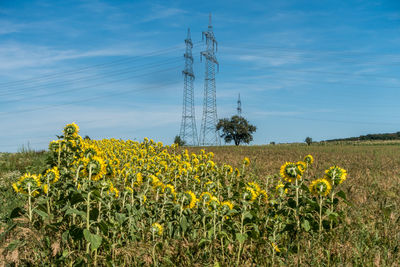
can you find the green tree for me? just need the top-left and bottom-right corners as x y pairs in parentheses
(173, 135), (186, 146)
(305, 137), (313, 146)
(216, 115), (256, 146)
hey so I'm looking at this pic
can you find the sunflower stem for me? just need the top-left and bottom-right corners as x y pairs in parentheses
(28, 183), (32, 222)
(319, 195), (323, 238)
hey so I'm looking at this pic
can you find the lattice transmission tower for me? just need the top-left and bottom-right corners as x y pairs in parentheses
(237, 93), (242, 117)
(179, 28), (198, 146)
(200, 14), (220, 146)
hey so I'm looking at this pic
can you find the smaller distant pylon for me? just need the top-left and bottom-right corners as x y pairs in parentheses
(237, 93), (242, 117)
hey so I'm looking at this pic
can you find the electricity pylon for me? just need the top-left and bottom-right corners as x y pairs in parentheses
(200, 14), (220, 146)
(179, 28), (198, 146)
(237, 93), (242, 117)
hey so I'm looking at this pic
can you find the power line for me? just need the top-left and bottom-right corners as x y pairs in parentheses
(0, 57), (183, 96)
(0, 42), (201, 88)
(0, 46), (203, 96)
(0, 72), (180, 117)
(239, 74), (400, 90)
(223, 44), (400, 63)
(0, 60), (182, 102)
(236, 65), (398, 80)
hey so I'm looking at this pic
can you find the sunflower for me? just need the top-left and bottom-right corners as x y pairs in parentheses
(280, 162), (303, 183)
(13, 173), (41, 196)
(221, 201), (234, 211)
(49, 140), (62, 153)
(206, 160), (215, 169)
(125, 186), (134, 193)
(243, 186), (258, 202)
(42, 184), (49, 195)
(297, 161), (307, 173)
(183, 190), (198, 209)
(248, 182), (261, 194)
(272, 242), (281, 253)
(205, 180), (213, 187)
(208, 196), (220, 209)
(107, 181), (119, 198)
(84, 156), (107, 181)
(304, 154), (314, 164)
(83, 144), (101, 158)
(309, 178), (332, 196)
(163, 184), (177, 200)
(63, 122), (80, 139)
(275, 181), (288, 194)
(43, 167), (60, 184)
(223, 164), (233, 174)
(200, 192), (213, 205)
(243, 157), (250, 166)
(152, 223), (163, 236)
(259, 189), (268, 203)
(324, 166), (347, 185)
(136, 173), (143, 185)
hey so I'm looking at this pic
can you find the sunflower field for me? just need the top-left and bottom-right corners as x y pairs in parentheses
(5, 123), (350, 265)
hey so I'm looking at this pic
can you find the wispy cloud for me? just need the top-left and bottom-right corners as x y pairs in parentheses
(141, 4), (187, 23)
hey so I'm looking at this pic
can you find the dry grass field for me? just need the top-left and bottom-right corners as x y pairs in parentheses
(189, 143), (400, 265)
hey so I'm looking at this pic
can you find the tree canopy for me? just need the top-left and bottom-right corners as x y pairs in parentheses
(216, 115), (256, 146)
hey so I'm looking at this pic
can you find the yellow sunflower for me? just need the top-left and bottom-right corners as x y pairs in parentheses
(13, 173), (41, 196)
(63, 122), (80, 139)
(309, 178), (332, 196)
(43, 166), (60, 184)
(183, 190), (198, 209)
(280, 162), (303, 183)
(151, 223), (163, 236)
(324, 166), (347, 185)
(84, 156), (106, 181)
(304, 154), (314, 164)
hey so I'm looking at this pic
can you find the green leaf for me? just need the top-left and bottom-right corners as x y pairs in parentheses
(97, 221), (109, 235)
(89, 208), (99, 221)
(218, 231), (229, 239)
(301, 219), (311, 232)
(327, 211), (339, 221)
(65, 208), (86, 219)
(243, 211), (253, 220)
(70, 192), (85, 205)
(62, 230), (69, 242)
(336, 190), (347, 200)
(7, 240), (21, 251)
(115, 213), (127, 225)
(91, 189), (101, 199)
(0, 223), (16, 243)
(300, 183), (309, 192)
(198, 238), (211, 247)
(180, 216), (188, 233)
(236, 233), (248, 244)
(69, 225), (84, 241)
(83, 229), (102, 251)
(10, 207), (24, 218)
(34, 209), (49, 219)
(288, 198), (296, 209)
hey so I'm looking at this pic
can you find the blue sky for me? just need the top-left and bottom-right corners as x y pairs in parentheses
(0, 0), (400, 151)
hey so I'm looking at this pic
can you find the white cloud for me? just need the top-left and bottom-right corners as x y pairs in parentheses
(141, 5), (187, 23)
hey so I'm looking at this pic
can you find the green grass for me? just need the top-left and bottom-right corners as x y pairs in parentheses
(0, 151), (49, 223)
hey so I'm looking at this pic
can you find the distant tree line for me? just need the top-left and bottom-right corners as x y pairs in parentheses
(326, 132), (400, 142)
